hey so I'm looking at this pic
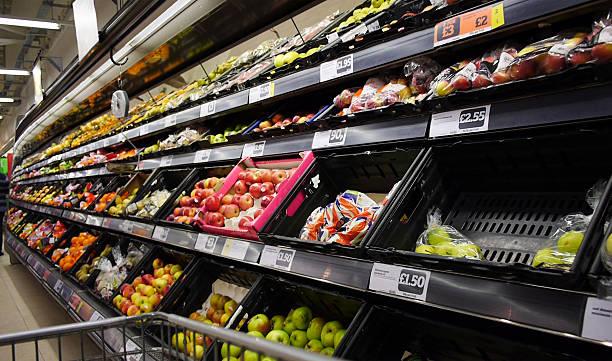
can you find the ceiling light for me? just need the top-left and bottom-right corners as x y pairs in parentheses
(0, 69), (29, 76)
(0, 116), (3, 120)
(0, 98), (14, 103)
(0, 16), (60, 30)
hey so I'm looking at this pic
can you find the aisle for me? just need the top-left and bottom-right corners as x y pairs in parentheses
(0, 253), (98, 361)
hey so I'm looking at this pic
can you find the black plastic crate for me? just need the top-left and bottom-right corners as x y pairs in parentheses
(222, 275), (368, 358)
(105, 171), (154, 218)
(367, 133), (612, 288)
(261, 148), (425, 256)
(341, 305), (606, 361)
(87, 174), (133, 214)
(109, 246), (197, 316)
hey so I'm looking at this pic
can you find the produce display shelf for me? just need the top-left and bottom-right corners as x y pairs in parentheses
(3, 232), (148, 355)
(9, 200), (612, 346)
(14, 0), (597, 176)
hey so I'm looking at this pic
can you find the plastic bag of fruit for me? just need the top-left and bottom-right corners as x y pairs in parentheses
(403, 57), (441, 98)
(429, 60), (471, 97)
(532, 180), (606, 269)
(368, 77), (412, 108)
(415, 209), (482, 259)
(347, 77), (387, 114)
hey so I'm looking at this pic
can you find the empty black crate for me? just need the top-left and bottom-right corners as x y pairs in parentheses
(223, 275), (368, 358)
(341, 306), (607, 361)
(261, 149), (424, 255)
(367, 134), (612, 288)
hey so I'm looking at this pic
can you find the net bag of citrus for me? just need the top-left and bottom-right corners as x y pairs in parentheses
(415, 208), (482, 259)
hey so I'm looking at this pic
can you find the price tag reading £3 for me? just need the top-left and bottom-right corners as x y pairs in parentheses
(195, 234), (218, 253)
(320, 54), (353, 82)
(369, 263), (430, 301)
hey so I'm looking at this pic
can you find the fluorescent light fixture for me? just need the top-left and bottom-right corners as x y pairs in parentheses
(0, 69), (29, 76)
(0, 98), (14, 103)
(0, 116), (3, 120)
(0, 16), (60, 30)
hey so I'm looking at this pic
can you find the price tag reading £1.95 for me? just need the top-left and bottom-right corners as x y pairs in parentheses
(320, 54), (353, 82)
(369, 263), (431, 301)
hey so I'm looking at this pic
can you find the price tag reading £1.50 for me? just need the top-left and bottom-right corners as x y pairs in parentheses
(369, 263), (431, 301)
(434, 2), (504, 46)
(259, 245), (296, 271)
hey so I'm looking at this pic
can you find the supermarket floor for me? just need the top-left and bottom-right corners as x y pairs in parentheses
(0, 252), (98, 361)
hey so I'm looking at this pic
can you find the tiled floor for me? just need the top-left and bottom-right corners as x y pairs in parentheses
(0, 252), (99, 361)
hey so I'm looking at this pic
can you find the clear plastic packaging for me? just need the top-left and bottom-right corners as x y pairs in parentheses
(403, 57), (441, 96)
(348, 77), (387, 114)
(430, 60), (470, 97)
(415, 209), (482, 259)
(590, 10), (612, 63)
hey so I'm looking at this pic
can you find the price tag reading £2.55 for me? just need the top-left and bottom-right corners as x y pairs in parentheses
(430, 105), (491, 138)
(312, 128), (348, 149)
(369, 263), (430, 301)
(320, 54), (353, 82)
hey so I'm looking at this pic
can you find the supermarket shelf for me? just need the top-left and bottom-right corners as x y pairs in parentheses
(15, 0), (596, 176)
(3, 232), (147, 355)
(10, 199), (612, 345)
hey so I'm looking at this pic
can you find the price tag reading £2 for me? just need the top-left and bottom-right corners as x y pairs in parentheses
(430, 105), (491, 138)
(369, 263), (430, 301)
(320, 54), (353, 82)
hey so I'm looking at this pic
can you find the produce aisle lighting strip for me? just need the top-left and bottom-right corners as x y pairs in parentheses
(0, 69), (29, 76)
(0, 16), (60, 30)
(0, 98), (14, 103)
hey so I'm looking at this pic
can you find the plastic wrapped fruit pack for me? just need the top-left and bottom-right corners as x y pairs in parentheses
(42, 221), (68, 255)
(252, 111), (318, 133)
(126, 189), (172, 219)
(93, 243), (145, 300)
(112, 257), (184, 316)
(26, 219), (53, 250)
(334, 76), (412, 116)
(19, 222), (40, 240)
(194, 152), (315, 240)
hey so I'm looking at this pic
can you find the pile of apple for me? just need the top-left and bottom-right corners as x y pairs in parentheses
(112, 258), (183, 316)
(222, 306), (346, 360)
(170, 293), (239, 360)
(252, 112), (316, 132)
(196, 168), (295, 232)
(532, 230), (584, 268)
(166, 177), (224, 225)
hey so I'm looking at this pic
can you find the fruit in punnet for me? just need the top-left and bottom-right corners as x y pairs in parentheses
(415, 244), (435, 255)
(427, 226), (450, 245)
(180, 196), (193, 207)
(292, 306), (313, 330)
(205, 195), (221, 212)
(321, 321), (343, 347)
(233, 180), (247, 195)
(333, 329), (346, 348)
(249, 183), (263, 199)
(306, 317), (326, 340)
(592, 43), (612, 63)
(320, 347), (335, 356)
(472, 74), (492, 89)
(434, 80), (453, 96)
(271, 170), (288, 184)
(451, 75), (470, 90)
(239, 194), (254, 211)
(271, 315), (285, 330)
(289, 330), (308, 348)
(456, 243), (481, 258)
(223, 204), (240, 219)
(248, 314), (271, 334)
(569, 50), (593, 66)
(266, 330), (290, 345)
(305, 339), (324, 353)
(532, 248), (566, 267)
(434, 243), (460, 257)
(557, 231), (584, 254)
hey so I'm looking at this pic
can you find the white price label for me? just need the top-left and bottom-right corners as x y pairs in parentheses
(195, 234), (218, 253)
(341, 23), (367, 42)
(582, 297), (612, 341)
(430, 105), (491, 137)
(160, 155), (174, 167)
(86, 215), (102, 226)
(367, 20), (380, 32)
(320, 54), (354, 82)
(165, 115), (177, 127)
(221, 239), (250, 260)
(140, 124), (151, 136)
(259, 245), (295, 271)
(152, 226), (169, 241)
(242, 141), (266, 158)
(120, 221), (134, 234)
(312, 128), (348, 149)
(54, 279), (64, 293)
(121, 339), (142, 361)
(89, 311), (104, 322)
(369, 263), (430, 301)
(103, 137), (114, 147)
(326, 32), (339, 43)
(200, 101), (217, 117)
(248, 82), (274, 103)
(194, 149), (212, 163)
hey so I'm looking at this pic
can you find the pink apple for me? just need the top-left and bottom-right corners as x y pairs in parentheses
(208, 212), (225, 227)
(261, 195), (274, 208)
(221, 194), (233, 205)
(232, 195), (241, 205)
(239, 194), (254, 211)
(271, 170), (288, 184)
(245, 171), (261, 185)
(238, 171), (247, 180)
(202, 188), (215, 198)
(260, 170), (273, 183)
(233, 180), (247, 195)
(205, 195), (221, 212)
(142, 274), (155, 285)
(239, 216), (254, 230)
(249, 183), (263, 199)
(223, 204), (240, 219)
(261, 182), (275, 196)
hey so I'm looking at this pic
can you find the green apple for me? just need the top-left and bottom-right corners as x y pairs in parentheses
(320, 347), (335, 356)
(321, 321), (342, 347)
(306, 317), (326, 340)
(283, 318), (296, 334)
(221, 358), (239, 361)
(434, 243), (460, 257)
(243, 349), (261, 361)
(415, 244), (435, 255)
(333, 329), (346, 349)
(455, 243), (481, 259)
(286, 309), (294, 320)
(248, 314), (271, 335)
(274, 54), (285, 68)
(270, 315), (285, 330)
(292, 306), (313, 330)
(607, 234), (612, 255)
(266, 330), (289, 345)
(371, 0), (384, 8)
(282, 51), (300, 65)
(247, 331), (264, 338)
(532, 248), (566, 267)
(305, 339), (324, 352)
(221, 343), (242, 358)
(261, 357), (277, 361)
(557, 231), (584, 253)
(427, 226), (450, 245)
(290, 330), (308, 348)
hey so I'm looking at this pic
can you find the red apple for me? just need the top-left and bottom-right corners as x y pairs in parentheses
(261, 195), (274, 208)
(239, 216), (254, 230)
(260, 170), (273, 183)
(142, 274), (155, 285)
(221, 194), (233, 205)
(194, 189), (207, 202)
(173, 208), (181, 217)
(232, 195), (241, 205)
(122, 285), (135, 298)
(195, 180), (206, 189)
(120, 299), (132, 314)
(209, 212), (225, 227)
(509, 59), (537, 80)
(450, 75), (470, 90)
(162, 285), (171, 296)
(472, 74), (492, 89)
(539, 54), (566, 74)
(491, 71), (511, 84)
(223, 204), (240, 219)
(271, 170), (288, 184)
(245, 171), (261, 185)
(133, 276), (143, 287)
(127, 304), (141, 316)
(261, 182), (275, 196)
(166, 214), (175, 222)
(206, 307), (216, 320)
(233, 180), (247, 195)
(254, 209), (264, 219)
(569, 50), (593, 66)
(202, 188), (215, 198)
(204, 195), (221, 212)
(179, 196), (193, 207)
(249, 183), (263, 199)
(238, 171), (247, 180)
(239, 194), (254, 211)
(592, 43), (612, 63)
(219, 205), (227, 215)
(204, 177), (219, 189)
